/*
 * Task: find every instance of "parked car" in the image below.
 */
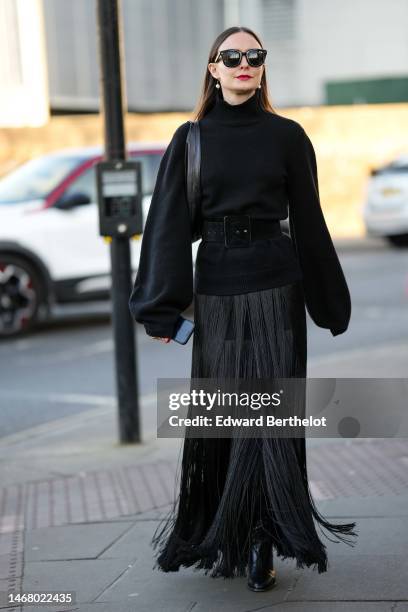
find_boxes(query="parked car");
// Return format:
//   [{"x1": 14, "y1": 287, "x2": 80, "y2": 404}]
[
  {"x1": 0, "y1": 142, "x2": 292, "y2": 338},
  {"x1": 362, "y1": 154, "x2": 408, "y2": 247},
  {"x1": 0, "y1": 143, "x2": 200, "y2": 337}
]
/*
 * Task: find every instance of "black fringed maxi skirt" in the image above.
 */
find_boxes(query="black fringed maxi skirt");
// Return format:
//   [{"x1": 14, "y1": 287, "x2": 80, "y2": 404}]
[{"x1": 152, "y1": 280, "x2": 358, "y2": 578}]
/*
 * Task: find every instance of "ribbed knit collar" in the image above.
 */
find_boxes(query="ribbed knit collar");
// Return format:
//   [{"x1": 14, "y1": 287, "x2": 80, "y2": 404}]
[{"x1": 206, "y1": 88, "x2": 264, "y2": 124}]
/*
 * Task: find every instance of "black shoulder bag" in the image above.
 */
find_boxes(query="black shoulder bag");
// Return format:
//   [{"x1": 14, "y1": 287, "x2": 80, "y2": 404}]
[{"x1": 185, "y1": 120, "x2": 202, "y2": 242}]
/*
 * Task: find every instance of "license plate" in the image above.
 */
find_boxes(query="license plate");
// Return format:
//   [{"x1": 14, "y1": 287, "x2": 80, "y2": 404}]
[{"x1": 380, "y1": 187, "x2": 403, "y2": 197}]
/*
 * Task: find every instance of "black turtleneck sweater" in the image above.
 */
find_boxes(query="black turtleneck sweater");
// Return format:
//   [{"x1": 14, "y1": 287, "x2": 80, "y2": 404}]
[{"x1": 129, "y1": 88, "x2": 351, "y2": 338}]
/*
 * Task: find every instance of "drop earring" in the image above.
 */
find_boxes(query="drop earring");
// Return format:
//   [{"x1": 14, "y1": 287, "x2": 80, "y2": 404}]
[{"x1": 215, "y1": 80, "x2": 220, "y2": 89}]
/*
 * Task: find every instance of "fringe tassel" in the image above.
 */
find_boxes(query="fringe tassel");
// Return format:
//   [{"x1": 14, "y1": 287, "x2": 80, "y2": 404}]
[{"x1": 151, "y1": 282, "x2": 358, "y2": 578}]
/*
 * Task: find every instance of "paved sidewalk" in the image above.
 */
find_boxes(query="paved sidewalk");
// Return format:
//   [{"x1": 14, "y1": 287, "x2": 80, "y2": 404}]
[{"x1": 1, "y1": 342, "x2": 408, "y2": 611}]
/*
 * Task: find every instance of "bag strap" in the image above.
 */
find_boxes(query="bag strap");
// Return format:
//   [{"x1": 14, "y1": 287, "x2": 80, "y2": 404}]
[{"x1": 185, "y1": 120, "x2": 202, "y2": 242}]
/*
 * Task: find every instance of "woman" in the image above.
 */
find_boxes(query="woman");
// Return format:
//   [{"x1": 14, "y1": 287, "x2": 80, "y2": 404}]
[{"x1": 129, "y1": 26, "x2": 358, "y2": 592}]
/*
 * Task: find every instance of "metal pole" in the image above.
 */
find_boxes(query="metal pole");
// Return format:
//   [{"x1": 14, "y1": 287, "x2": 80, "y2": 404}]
[{"x1": 96, "y1": 0, "x2": 140, "y2": 443}]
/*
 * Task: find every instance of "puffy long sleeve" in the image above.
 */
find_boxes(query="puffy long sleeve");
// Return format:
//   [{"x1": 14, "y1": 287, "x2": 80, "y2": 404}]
[
  {"x1": 286, "y1": 123, "x2": 351, "y2": 337},
  {"x1": 128, "y1": 121, "x2": 194, "y2": 338}
]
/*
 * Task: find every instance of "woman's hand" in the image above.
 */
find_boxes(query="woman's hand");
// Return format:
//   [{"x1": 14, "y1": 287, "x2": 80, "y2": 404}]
[{"x1": 152, "y1": 336, "x2": 172, "y2": 343}]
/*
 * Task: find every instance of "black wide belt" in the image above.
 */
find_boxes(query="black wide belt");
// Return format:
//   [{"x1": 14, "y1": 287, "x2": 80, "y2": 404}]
[{"x1": 201, "y1": 215, "x2": 283, "y2": 248}]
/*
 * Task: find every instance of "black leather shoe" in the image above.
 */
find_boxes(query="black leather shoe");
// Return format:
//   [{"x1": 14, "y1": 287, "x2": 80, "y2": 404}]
[{"x1": 247, "y1": 522, "x2": 277, "y2": 592}]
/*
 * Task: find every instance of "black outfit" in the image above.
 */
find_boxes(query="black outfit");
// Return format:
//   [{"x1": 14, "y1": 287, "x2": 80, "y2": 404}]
[
  {"x1": 129, "y1": 87, "x2": 351, "y2": 338},
  {"x1": 129, "y1": 88, "x2": 357, "y2": 578}
]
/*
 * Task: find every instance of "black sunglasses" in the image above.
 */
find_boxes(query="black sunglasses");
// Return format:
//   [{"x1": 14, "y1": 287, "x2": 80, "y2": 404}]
[{"x1": 214, "y1": 48, "x2": 267, "y2": 68}]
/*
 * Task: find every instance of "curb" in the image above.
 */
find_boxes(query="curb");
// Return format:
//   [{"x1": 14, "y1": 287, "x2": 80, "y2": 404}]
[{"x1": 0, "y1": 392, "x2": 156, "y2": 449}]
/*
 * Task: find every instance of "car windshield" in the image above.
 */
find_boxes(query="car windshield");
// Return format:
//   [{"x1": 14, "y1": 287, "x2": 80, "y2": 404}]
[{"x1": 0, "y1": 155, "x2": 84, "y2": 204}]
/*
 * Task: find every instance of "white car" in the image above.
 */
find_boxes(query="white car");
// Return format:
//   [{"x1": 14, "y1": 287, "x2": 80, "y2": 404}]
[
  {"x1": 362, "y1": 154, "x2": 408, "y2": 246},
  {"x1": 0, "y1": 144, "x2": 200, "y2": 337}
]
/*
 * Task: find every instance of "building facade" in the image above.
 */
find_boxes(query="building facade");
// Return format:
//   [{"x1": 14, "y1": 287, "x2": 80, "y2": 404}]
[{"x1": 1, "y1": 0, "x2": 407, "y2": 126}]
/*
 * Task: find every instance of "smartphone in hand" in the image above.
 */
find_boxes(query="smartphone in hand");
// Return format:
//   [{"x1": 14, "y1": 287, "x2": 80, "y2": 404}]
[{"x1": 172, "y1": 316, "x2": 195, "y2": 345}]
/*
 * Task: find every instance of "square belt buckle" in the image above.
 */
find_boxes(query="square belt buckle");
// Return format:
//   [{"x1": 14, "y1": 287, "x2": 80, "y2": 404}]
[{"x1": 224, "y1": 215, "x2": 252, "y2": 248}]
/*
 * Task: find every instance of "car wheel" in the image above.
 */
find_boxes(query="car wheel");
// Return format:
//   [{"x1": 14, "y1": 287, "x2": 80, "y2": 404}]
[
  {"x1": 386, "y1": 234, "x2": 408, "y2": 248},
  {"x1": 0, "y1": 255, "x2": 44, "y2": 337}
]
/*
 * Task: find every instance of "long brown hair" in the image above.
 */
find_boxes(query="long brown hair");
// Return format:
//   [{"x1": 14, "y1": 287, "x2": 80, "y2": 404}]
[{"x1": 192, "y1": 26, "x2": 277, "y2": 121}]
